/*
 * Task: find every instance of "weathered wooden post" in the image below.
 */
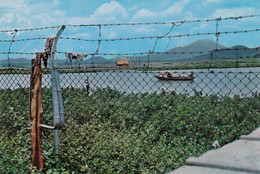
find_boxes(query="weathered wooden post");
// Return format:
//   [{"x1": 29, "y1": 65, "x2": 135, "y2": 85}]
[
  {"x1": 30, "y1": 53, "x2": 43, "y2": 169},
  {"x1": 29, "y1": 25, "x2": 66, "y2": 170}
]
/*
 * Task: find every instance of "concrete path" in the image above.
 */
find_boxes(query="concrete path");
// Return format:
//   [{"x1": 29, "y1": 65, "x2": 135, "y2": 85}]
[{"x1": 169, "y1": 127, "x2": 260, "y2": 174}]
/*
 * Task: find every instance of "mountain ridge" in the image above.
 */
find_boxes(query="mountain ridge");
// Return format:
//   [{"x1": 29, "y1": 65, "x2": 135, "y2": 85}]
[
  {"x1": 166, "y1": 39, "x2": 226, "y2": 53},
  {"x1": 0, "y1": 39, "x2": 258, "y2": 66}
]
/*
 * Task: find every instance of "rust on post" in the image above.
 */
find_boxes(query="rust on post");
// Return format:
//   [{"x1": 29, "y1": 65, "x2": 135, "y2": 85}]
[{"x1": 30, "y1": 53, "x2": 43, "y2": 169}]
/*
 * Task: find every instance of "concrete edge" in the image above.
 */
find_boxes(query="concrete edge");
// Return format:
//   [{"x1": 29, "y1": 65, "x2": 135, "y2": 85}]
[
  {"x1": 240, "y1": 135, "x2": 260, "y2": 141},
  {"x1": 185, "y1": 157, "x2": 260, "y2": 173}
]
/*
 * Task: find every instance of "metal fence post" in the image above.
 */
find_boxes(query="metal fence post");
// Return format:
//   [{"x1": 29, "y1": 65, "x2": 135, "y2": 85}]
[{"x1": 50, "y1": 25, "x2": 66, "y2": 154}]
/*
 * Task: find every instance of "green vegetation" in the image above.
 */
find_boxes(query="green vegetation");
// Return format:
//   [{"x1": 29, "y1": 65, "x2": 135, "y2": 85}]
[
  {"x1": 59, "y1": 68, "x2": 102, "y2": 74},
  {"x1": 0, "y1": 88, "x2": 259, "y2": 173},
  {"x1": 0, "y1": 67, "x2": 31, "y2": 74},
  {"x1": 135, "y1": 58, "x2": 260, "y2": 71},
  {"x1": 0, "y1": 67, "x2": 102, "y2": 75},
  {"x1": 1, "y1": 58, "x2": 260, "y2": 74}
]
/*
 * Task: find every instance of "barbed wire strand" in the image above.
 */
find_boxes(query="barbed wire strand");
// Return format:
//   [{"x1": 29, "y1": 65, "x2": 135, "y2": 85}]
[
  {"x1": 165, "y1": 37, "x2": 171, "y2": 51},
  {"x1": 1, "y1": 14, "x2": 259, "y2": 33},
  {"x1": 210, "y1": 17, "x2": 221, "y2": 68},
  {"x1": 91, "y1": 25, "x2": 102, "y2": 69},
  {"x1": 0, "y1": 37, "x2": 47, "y2": 43},
  {"x1": 149, "y1": 23, "x2": 176, "y2": 67},
  {"x1": 1, "y1": 46, "x2": 259, "y2": 56},
  {"x1": 56, "y1": 46, "x2": 260, "y2": 56},
  {"x1": 7, "y1": 29, "x2": 18, "y2": 67},
  {"x1": 0, "y1": 26, "x2": 61, "y2": 33},
  {"x1": 151, "y1": 23, "x2": 175, "y2": 53},
  {"x1": 0, "y1": 15, "x2": 259, "y2": 65},
  {"x1": 58, "y1": 28, "x2": 259, "y2": 43},
  {"x1": 65, "y1": 14, "x2": 260, "y2": 27},
  {"x1": 1, "y1": 28, "x2": 259, "y2": 43}
]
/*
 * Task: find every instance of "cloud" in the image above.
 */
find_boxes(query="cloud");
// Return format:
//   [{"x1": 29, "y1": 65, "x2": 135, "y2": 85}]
[
  {"x1": 70, "y1": 33, "x2": 91, "y2": 38},
  {"x1": 211, "y1": 7, "x2": 256, "y2": 18},
  {"x1": 0, "y1": 13, "x2": 15, "y2": 24},
  {"x1": 0, "y1": 0, "x2": 28, "y2": 9},
  {"x1": 133, "y1": 0, "x2": 190, "y2": 20},
  {"x1": 106, "y1": 31, "x2": 118, "y2": 39},
  {"x1": 0, "y1": 0, "x2": 65, "y2": 28},
  {"x1": 0, "y1": 0, "x2": 31, "y2": 25},
  {"x1": 68, "y1": 1, "x2": 128, "y2": 24},
  {"x1": 95, "y1": 1, "x2": 127, "y2": 18},
  {"x1": 135, "y1": 27, "x2": 155, "y2": 33},
  {"x1": 129, "y1": 6, "x2": 138, "y2": 11},
  {"x1": 206, "y1": 0, "x2": 224, "y2": 3},
  {"x1": 190, "y1": 23, "x2": 209, "y2": 33},
  {"x1": 164, "y1": 0, "x2": 191, "y2": 14}
]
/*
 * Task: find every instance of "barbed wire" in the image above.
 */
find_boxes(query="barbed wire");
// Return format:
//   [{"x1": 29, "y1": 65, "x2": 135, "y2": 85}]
[
  {"x1": 0, "y1": 52, "x2": 36, "y2": 55},
  {"x1": 1, "y1": 46, "x2": 259, "y2": 56},
  {"x1": 0, "y1": 14, "x2": 259, "y2": 63},
  {"x1": 152, "y1": 23, "x2": 175, "y2": 53},
  {"x1": 210, "y1": 18, "x2": 221, "y2": 68},
  {"x1": 0, "y1": 14, "x2": 259, "y2": 33},
  {"x1": 0, "y1": 28, "x2": 259, "y2": 44},
  {"x1": 59, "y1": 28, "x2": 259, "y2": 42},
  {"x1": 91, "y1": 25, "x2": 102, "y2": 67},
  {"x1": 65, "y1": 14, "x2": 260, "y2": 27},
  {"x1": 0, "y1": 37, "x2": 48, "y2": 43},
  {"x1": 56, "y1": 46, "x2": 260, "y2": 56},
  {"x1": 7, "y1": 29, "x2": 18, "y2": 66},
  {"x1": 0, "y1": 26, "x2": 60, "y2": 33}
]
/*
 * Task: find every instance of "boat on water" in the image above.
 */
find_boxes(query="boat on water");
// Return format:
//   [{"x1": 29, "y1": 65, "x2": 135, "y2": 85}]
[{"x1": 155, "y1": 71, "x2": 195, "y2": 81}]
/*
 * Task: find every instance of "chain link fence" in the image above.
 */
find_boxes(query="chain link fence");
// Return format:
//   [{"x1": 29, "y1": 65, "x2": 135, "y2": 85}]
[
  {"x1": 0, "y1": 66, "x2": 259, "y2": 173},
  {"x1": 0, "y1": 14, "x2": 260, "y2": 173}
]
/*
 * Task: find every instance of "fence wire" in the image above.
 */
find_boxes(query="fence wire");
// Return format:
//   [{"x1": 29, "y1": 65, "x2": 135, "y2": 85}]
[
  {"x1": 0, "y1": 15, "x2": 260, "y2": 173},
  {"x1": 0, "y1": 67, "x2": 259, "y2": 173}
]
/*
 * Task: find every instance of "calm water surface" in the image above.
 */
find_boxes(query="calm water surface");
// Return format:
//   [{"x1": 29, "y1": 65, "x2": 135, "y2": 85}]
[{"x1": 1, "y1": 67, "x2": 259, "y2": 97}]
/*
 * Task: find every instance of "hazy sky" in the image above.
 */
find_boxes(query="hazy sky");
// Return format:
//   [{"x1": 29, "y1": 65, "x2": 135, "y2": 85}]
[{"x1": 0, "y1": 0, "x2": 259, "y2": 59}]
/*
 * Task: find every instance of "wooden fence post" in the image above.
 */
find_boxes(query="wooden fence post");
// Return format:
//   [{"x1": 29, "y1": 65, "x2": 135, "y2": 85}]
[{"x1": 30, "y1": 55, "x2": 43, "y2": 169}]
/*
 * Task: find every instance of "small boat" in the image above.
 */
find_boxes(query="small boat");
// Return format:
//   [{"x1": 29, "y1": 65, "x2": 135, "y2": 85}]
[{"x1": 155, "y1": 71, "x2": 195, "y2": 81}]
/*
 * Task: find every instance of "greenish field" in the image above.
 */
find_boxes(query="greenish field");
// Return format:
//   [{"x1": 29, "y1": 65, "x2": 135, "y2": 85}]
[
  {"x1": 135, "y1": 58, "x2": 260, "y2": 71},
  {"x1": 0, "y1": 58, "x2": 259, "y2": 74},
  {"x1": 0, "y1": 88, "x2": 259, "y2": 173}
]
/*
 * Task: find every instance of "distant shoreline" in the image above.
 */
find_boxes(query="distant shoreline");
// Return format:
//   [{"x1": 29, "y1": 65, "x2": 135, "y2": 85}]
[{"x1": 1, "y1": 58, "x2": 259, "y2": 74}]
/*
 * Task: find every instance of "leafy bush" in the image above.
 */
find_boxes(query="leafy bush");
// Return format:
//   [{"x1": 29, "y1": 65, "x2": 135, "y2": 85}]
[{"x1": 0, "y1": 88, "x2": 259, "y2": 173}]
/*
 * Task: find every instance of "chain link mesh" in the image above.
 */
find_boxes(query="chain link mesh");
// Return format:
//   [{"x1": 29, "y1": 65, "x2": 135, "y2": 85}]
[
  {"x1": 0, "y1": 14, "x2": 260, "y2": 173},
  {"x1": 0, "y1": 66, "x2": 259, "y2": 173}
]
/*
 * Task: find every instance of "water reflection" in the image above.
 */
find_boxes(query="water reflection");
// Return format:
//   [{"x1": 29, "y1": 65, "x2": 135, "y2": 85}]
[{"x1": 0, "y1": 67, "x2": 259, "y2": 97}]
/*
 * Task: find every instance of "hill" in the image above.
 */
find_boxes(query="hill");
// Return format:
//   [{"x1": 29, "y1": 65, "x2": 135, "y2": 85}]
[
  {"x1": 81, "y1": 56, "x2": 115, "y2": 64},
  {"x1": 0, "y1": 58, "x2": 31, "y2": 66},
  {"x1": 129, "y1": 39, "x2": 257, "y2": 63},
  {"x1": 0, "y1": 56, "x2": 113, "y2": 67},
  {"x1": 182, "y1": 45, "x2": 257, "y2": 62},
  {"x1": 167, "y1": 39, "x2": 226, "y2": 54},
  {"x1": 129, "y1": 39, "x2": 227, "y2": 62},
  {"x1": 0, "y1": 39, "x2": 258, "y2": 66}
]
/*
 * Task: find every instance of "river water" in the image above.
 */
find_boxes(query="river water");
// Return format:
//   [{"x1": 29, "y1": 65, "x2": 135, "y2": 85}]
[{"x1": 1, "y1": 67, "x2": 259, "y2": 97}]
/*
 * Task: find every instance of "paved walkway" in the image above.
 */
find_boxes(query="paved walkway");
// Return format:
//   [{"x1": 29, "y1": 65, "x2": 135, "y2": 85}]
[{"x1": 169, "y1": 127, "x2": 260, "y2": 174}]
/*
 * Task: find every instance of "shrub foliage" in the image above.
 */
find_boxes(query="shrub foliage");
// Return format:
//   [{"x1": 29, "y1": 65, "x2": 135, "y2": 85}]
[{"x1": 0, "y1": 88, "x2": 259, "y2": 173}]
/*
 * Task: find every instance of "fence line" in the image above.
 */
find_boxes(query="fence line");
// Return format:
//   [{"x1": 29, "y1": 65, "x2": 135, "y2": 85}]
[
  {"x1": 58, "y1": 28, "x2": 260, "y2": 42},
  {"x1": 1, "y1": 14, "x2": 259, "y2": 33},
  {"x1": 1, "y1": 46, "x2": 259, "y2": 57},
  {"x1": 0, "y1": 15, "x2": 260, "y2": 173},
  {"x1": 38, "y1": 14, "x2": 260, "y2": 27},
  {"x1": 0, "y1": 14, "x2": 259, "y2": 63}
]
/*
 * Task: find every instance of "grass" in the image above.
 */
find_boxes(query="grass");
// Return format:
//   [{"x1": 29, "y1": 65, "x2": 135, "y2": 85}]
[
  {"x1": 134, "y1": 58, "x2": 260, "y2": 71},
  {"x1": 0, "y1": 88, "x2": 259, "y2": 173},
  {"x1": 1, "y1": 58, "x2": 259, "y2": 74}
]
